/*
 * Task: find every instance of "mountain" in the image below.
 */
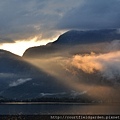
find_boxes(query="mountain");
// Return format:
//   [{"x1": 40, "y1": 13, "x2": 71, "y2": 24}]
[
  {"x1": 53, "y1": 29, "x2": 120, "y2": 45},
  {"x1": 0, "y1": 49, "x2": 78, "y2": 100},
  {"x1": 23, "y1": 29, "x2": 120, "y2": 58}
]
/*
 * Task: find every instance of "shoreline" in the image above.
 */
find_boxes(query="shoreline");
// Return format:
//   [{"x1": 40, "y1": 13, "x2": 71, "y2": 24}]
[{"x1": 0, "y1": 102, "x2": 119, "y2": 105}]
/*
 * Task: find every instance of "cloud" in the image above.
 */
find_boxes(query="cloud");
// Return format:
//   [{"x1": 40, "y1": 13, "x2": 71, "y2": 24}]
[
  {"x1": 9, "y1": 78, "x2": 32, "y2": 87},
  {"x1": 72, "y1": 51, "x2": 120, "y2": 82},
  {"x1": 0, "y1": 0, "x2": 82, "y2": 43},
  {"x1": 0, "y1": 37, "x2": 14, "y2": 43},
  {"x1": 57, "y1": 0, "x2": 120, "y2": 30},
  {"x1": 1, "y1": 0, "x2": 120, "y2": 44},
  {"x1": 69, "y1": 39, "x2": 120, "y2": 83}
]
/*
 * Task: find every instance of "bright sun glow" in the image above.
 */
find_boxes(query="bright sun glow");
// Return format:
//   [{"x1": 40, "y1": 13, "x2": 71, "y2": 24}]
[{"x1": 0, "y1": 37, "x2": 55, "y2": 56}]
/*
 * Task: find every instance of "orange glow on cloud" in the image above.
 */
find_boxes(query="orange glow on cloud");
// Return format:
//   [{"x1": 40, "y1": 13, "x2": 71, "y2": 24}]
[
  {"x1": 72, "y1": 51, "x2": 120, "y2": 79},
  {"x1": 72, "y1": 52, "x2": 102, "y2": 73}
]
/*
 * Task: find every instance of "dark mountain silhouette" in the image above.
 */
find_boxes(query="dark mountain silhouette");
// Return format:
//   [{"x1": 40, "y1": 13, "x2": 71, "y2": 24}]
[
  {"x1": 23, "y1": 29, "x2": 120, "y2": 58},
  {"x1": 0, "y1": 49, "x2": 39, "y2": 74},
  {"x1": 0, "y1": 49, "x2": 77, "y2": 100},
  {"x1": 53, "y1": 29, "x2": 120, "y2": 45}
]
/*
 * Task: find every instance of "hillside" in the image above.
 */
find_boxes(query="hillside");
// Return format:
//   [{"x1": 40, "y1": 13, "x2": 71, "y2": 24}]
[{"x1": 0, "y1": 49, "x2": 75, "y2": 100}]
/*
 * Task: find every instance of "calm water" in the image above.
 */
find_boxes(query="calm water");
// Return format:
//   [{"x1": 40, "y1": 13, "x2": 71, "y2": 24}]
[{"x1": 0, "y1": 103, "x2": 120, "y2": 115}]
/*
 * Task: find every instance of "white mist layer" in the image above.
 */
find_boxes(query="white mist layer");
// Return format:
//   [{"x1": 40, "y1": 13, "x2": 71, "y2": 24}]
[{"x1": 9, "y1": 78, "x2": 32, "y2": 87}]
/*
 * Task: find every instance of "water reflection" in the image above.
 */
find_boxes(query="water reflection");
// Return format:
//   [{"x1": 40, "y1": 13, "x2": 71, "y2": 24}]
[{"x1": 0, "y1": 103, "x2": 120, "y2": 115}]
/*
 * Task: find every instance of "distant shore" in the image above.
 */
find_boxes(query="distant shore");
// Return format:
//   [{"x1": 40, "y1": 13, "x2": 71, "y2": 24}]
[{"x1": 0, "y1": 101, "x2": 119, "y2": 105}]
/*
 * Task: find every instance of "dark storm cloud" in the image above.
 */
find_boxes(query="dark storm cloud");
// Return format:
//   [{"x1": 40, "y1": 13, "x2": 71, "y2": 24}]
[
  {"x1": 57, "y1": 0, "x2": 120, "y2": 30},
  {"x1": 0, "y1": 0, "x2": 82, "y2": 43},
  {"x1": 0, "y1": 0, "x2": 52, "y2": 41},
  {"x1": 0, "y1": 37, "x2": 14, "y2": 43}
]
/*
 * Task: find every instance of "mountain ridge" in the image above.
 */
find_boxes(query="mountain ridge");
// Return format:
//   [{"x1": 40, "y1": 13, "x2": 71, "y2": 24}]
[{"x1": 23, "y1": 29, "x2": 120, "y2": 58}]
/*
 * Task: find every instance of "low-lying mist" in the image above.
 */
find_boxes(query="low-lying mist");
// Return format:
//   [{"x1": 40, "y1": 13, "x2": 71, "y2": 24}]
[{"x1": 72, "y1": 51, "x2": 120, "y2": 80}]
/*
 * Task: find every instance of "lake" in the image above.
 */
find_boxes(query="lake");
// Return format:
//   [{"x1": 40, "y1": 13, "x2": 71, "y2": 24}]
[{"x1": 0, "y1": 102, "x2": 120, "y2": 115}]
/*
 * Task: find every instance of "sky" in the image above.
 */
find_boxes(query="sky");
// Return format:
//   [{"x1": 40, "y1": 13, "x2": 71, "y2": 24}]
[{"x1": 0, "y1": 0, "x2": 120, "y2": 56}]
